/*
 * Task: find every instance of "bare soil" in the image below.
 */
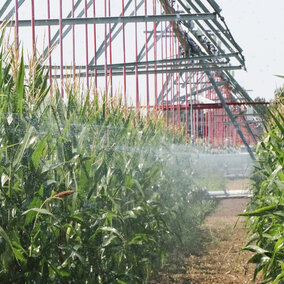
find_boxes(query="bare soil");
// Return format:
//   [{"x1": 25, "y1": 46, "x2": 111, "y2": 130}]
[
  {"x1": 225, "y1": 178, "x2": 250, "y2": 191},
  {"x1": 153, "y1": 179, "x2": 259, "y2": 283}
]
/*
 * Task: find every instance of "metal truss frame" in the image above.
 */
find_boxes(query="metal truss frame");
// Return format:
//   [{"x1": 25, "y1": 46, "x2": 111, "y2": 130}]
[{"x1": 0, "y1": 0, "x2": 264, "y2": 155}]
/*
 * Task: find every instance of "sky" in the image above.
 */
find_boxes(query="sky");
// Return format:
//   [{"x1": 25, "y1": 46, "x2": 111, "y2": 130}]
[{"x1": 216, "y1": 0, "x2": 284, "y2": 100}]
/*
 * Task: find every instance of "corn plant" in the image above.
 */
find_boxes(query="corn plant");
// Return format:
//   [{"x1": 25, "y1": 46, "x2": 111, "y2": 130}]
[
  {"x1": 0, "y1": 30, "x2": 215, "y2": 283},
  {"x1": 240, "y1": 94, "x2": 284, "y2": 283}
]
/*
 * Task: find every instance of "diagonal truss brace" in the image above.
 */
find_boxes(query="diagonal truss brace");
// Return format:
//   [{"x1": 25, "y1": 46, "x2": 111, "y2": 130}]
[{"x1": 205, "y1": 70, "x2": 255, "y2": 160}]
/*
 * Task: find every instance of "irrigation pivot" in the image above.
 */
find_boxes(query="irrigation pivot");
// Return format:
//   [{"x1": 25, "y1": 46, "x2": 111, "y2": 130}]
[{"x1": 0, "y1": 0, "x2": 267, "y2": 152}]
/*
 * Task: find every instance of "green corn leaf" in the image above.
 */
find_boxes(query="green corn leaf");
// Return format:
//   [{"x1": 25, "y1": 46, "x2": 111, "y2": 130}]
[
  {"x1": 0, "y1": 51, "x2": 2, "y2": 87},
  {"x1": 3, "y1": 58, "x2": 12, "y2": 93},
  {"x1": 161, "y1": 251, "x2": 165, "y2": 267},
  {"x1": 90, "y1": 226, "x2": 124, "y2": 242},
  {"x1": 0, "y1": 29, "x2": 5, "y2": 48},
  {"x1": 49, "y1": 263, "x2": 71, "y2": 277},
  {"x1": 0, "y1": 226, "x2": 26, "y2": 262},
  {"x1": 34, "y1": 84, "x2": 50, "y2": 111},
  {"x1": 253, "y1": 262, "x2": 267, "y2": 281},
  {"x1": 32, "y1": 134, "x2": 49, "y2": 169},
  {"x1": 124, "y1": 210, "x2": 137, "y2": 219},
  {"x1": 247, "y1": 254, "x2": 269, "y2": 264},
  {"x1": 12, "y1": 248, "x2": 26, "y2": 263},
  {"x1": 239, "y1": 204, "x2": 281, "y2": 216},
  {"x1": 0, "y1": 225, "x2": 13, "y2": 250},
  {"x1": 15, "y1": 52, "x2": 25, "y2": 117},
  {"x1": 268, "y1": 237, "x2": 284, "y2": 273},
  {"x1": 12, "y1": 240, "x2": 26, "y2": 252},
  {"x1": 58, "y1": 245, "x2": 86, "y2": 264},
  {"x1": 274, "y1": 237, "x2": 284, "y2": 253},
  {"x1": 243, "y1": 245, "x2": 269, "y2": 254},
  {"x1": 80, "y1": 89, "x2": 90, "y2": 118},
  {"x1": 276, "y1": 108, "x2": 284, "y2": 123},
  {"x1": 24, "y1": 197, "x2": 42, "y2": 225},
  {"x1": 267, "y1": 108, "x2": 284, "y2": 135},
  {"x1": 0, "y1": 142, "x2": 19, "y2": 153},
  {"x1": 22, "y1": 208, "x2": 55, "y2": 218},
  {"x1": 102, "y1": 234, "x2": 117, "y2": 247},
  {"x1": 12, "y1": 126, "x2": 33, "y2": 169},
  {"x1": 100, "y1": 226, "x2": 124, "y2": 239},
  {"x1": 273, "y1": 211, "x2": 284, "y2": 218},
  {"x1": 0, "y1": 100, "x2": 6, "y2": 120},
  {"x1": 129, "y1": 234, "x2": 148, "y2": 245},
  {"x1": 245, "y1": 233, "x2": 259, "y2": 246},
  {"x1": 273, "y1": 262, "x2": 284, "y2": 283},
  {"x1": 41, "y1": 162, "x2": 65, "y2": 174}
]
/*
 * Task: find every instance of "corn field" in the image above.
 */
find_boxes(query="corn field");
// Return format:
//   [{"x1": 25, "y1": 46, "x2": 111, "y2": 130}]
[
  {"x1": 241, "y1": 90, "x2": 284, "y2": 283},
  {"x1": 0, "y1": 29, "x2": 216, "y2": 283}
]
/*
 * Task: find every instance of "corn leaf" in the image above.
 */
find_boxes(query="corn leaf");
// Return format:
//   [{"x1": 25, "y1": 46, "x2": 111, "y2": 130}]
[
  {"x1": 239, "y1": 204, "x2": 279, "y2": 216},
  {"x1": 267, "y1": 108, "x2": 284, "y2": 135},
  {"x1": 243, "y1": 245, "x2": 269, "y2": 254},
  {"x1": 32, "y1": 134, "x2": 49, "y2": 169},
  {"x1": 15, "y1": 53, "x2": 25, "y2": 117},
  {"x1": 12, "y1": 248, "x2": 26, "y2": 263},
  {"x1": 22, "y1": 208, "x2": 55, "y2": 218}
]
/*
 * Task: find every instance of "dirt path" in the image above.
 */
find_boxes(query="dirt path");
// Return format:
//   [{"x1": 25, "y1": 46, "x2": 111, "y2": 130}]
[
  {"x1": 183, "y1": 198, "x2": 255, "y2": 283},
  {"x1": 155, "y1": 179, "x2": 258, "y2": 283}
]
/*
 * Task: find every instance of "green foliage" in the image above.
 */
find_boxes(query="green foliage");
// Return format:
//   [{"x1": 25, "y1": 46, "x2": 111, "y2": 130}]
[
  {"x1": 242, "y1": 97, "x2": 284, "y2": 283},
  {"x1": 0, "y1": 36, "x2": 214, "y2": 282}
]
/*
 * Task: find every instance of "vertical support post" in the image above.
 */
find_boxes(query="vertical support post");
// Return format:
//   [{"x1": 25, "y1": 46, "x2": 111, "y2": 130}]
[
  {"x1": 72, "y1": 0, "x2": 76, "y2": 81},
  {"x1": 176, "y1": 3, "x2": 181, "y2": 128},
  {"x1": 108, "y1": 0, "x2": 113, "y2": 98},
  {"x1": 209, "y1": 86, "x2": 212, "y2": 144},
  {"x1": 165, "y1": 21, "x2": 169, "y2": 126},
  {"x1": 212, "y1": 108, "x2": 215, "y2": 146},
  {"x1": 84, "y1": 0, "x2": 89, "y2": 90},
  {"x1": 59, "y1": 0, "x2": 63, "y2": 96},
  {"x1": 144, "y1": 0, "x2": 149, "y2": 111},
  {"x1": 104, "y1": 0, "x2": 108, "y2": 99},
  {"x1": 160, "y1": 3, "x2": 164, "y2": 115},
  {"x1": 122, "y1": 0, "x2": 127, "y2": 106},
  {"x1": 92, "y1": 0, "x2": 97, "y2": 89},
  {"x1": 153, "y1": 0, "x2": 157, "y2": 108},
  {"x1": 176, "y1": 36, "x2": 181, "y2": 126},
  {"x1": 47, "y1": 0, "x2": 52, "y2": 89},
  {"x1": 233, "y1": 105, "x2": 237, "y2": 145},
  {"x1": 190, "y1": 73, "x2": 193, "y2": 140},
  {"x1": 170, "y1": 21, "x2": 174, "y2": 131},
  {"x1": 218, "y1": 109, "x2": 221, "y2": 146},
  {"x1": 194, "y1": 72, "x2": 199, "y2": 141},
  {"x1": 205, "y1": 111, "x2": 208, "y2": 142},
  {"x1": 31, "y1": 0, "x2": 35, "y2": 57},
  {"x1": 135, "y1": 0, "x2": 139, "y2": 108},
  {"x1": 14, "y1": 0, "x2": 19, "y2": 47},
  {"x1": 185, "y1": 71, "x2": 188, "y2": 136}
]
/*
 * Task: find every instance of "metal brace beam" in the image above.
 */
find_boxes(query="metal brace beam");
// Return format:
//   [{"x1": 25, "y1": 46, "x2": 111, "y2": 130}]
[
  {"x1": 0, "y1": 0, "x2": 12, "y2": 18},
  {"x1": 54, "y1": 65, "x2": 242, "y2": 78},
  {"x1": 205, "y1": 70, "x2": 255, "y2": 160},
  {"x1": 46, "y1": 55, "x2": 235, "y2": 71},
  {"x1": 3, "y1": 13, "x2": 217, "y2": 27}
]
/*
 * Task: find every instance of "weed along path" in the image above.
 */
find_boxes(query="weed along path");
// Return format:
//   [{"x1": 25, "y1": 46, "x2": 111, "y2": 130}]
[{"x1": 155, "y1": 179, "x2": 257, "y2": 283}]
